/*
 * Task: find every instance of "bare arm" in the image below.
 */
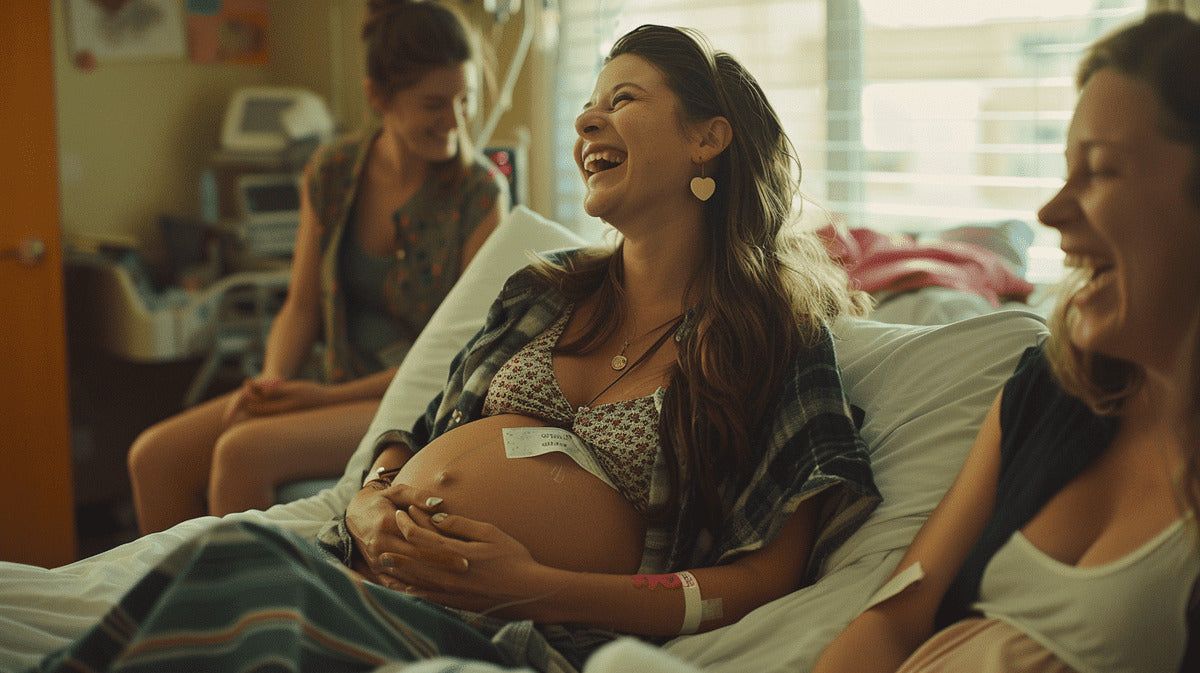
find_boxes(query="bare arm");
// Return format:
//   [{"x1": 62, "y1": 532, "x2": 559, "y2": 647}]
[
  {"x1": 259, "y1": 171, "x2": 324, "y2": 382},
  {"x1": 458, "y1": 189, "x2": 504, "y2": 273},
  {"x1": 813, "y1": 391, "x2": 1005, "y2": 673}
]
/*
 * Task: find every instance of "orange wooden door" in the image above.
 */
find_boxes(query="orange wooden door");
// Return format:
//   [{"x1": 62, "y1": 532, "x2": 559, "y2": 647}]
[{"x1": 0, "y1": 2, "x2": 76, "y2": 567}]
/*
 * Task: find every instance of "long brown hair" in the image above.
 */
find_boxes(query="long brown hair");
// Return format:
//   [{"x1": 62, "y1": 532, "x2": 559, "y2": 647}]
[
  {"x1": 362, "y1": 0, "x2": 487, "y2": 181},
  {"x1": 530, "y1": 25, "x2": 868, "y2": 539},
  {"x1": 1045, "y1": 11, "x2": 1200, "y2": 515}
]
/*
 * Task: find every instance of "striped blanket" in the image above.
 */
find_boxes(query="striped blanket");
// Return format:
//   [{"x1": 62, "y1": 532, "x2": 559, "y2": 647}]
[{"x1": 28, "y1": 521, "x2": 575, "y2": 673}]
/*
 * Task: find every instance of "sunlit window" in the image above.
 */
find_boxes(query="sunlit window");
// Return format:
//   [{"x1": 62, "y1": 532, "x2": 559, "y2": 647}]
[{"x1": 551, "y1": 0, "x2": 1145, "y2": 282}]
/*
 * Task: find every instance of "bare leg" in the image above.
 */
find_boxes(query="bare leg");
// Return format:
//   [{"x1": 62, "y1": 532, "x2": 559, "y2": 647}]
[
  {"x1": 206, "y1": 398, "x2": 380, "y2": 516},
  {"x1": 127, "y1": 392, "x2": 235, "y2": 535}
]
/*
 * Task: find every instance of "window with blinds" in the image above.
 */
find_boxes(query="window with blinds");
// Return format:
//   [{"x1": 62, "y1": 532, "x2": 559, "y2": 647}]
[{"x1": 550, "y1": 0, "x2": 1145, "y2": 281}]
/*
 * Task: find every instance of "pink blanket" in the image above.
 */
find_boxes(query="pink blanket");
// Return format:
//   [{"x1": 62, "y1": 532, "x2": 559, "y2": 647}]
[{"x1": 820, "y1": 225, "x2": 1034, "y2": 308}]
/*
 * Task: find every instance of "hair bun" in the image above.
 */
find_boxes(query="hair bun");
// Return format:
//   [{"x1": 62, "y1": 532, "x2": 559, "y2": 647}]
[{"x1": 366, "y1": 0, "x2": 414, "y2": 18}]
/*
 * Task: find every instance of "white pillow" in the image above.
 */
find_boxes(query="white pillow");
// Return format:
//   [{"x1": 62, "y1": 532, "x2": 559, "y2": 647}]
[
  {"x1": 662, "y1": 310, "x2": 1048, "y2": 673},
  {"x1": 826, "y1": 311, "x2": 1047, "y2": 569},
  {"x1": 329, "y1": 206, "x2": 592, "y2": 503}
]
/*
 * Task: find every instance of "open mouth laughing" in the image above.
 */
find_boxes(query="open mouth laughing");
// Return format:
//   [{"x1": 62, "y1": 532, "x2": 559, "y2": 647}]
[
  {"x1": 1064, "y1": 252, "x2": 1116, "y2": 298},
  {"x1": 582, "y1": 150, "x2": 627, "y2": 178}
]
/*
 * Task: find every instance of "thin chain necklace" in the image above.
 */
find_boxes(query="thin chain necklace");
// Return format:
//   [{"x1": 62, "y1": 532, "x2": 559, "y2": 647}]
[
  {"x1": 611, "y1": 313, "x2": 685, "y2": 371},
  {"x1": 582, "y1": 314, "x2": 686, "y2": 411}
]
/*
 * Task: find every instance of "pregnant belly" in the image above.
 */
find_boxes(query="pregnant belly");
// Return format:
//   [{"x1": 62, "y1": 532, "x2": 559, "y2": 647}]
[{"x1": 396, "y1": 414, "x2": 646, "y2": 574}]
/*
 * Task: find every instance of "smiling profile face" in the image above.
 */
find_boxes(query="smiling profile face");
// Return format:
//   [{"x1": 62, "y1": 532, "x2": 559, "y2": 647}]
[
  {"x1": 1039, "y1": 68, "x2": 1200, "y2": 374},
  {"x1": 573, "y1": 54, "x2": 704, "y2": 228},
  {"x1": 371, "y1": 63, "x2": 474, "y2": 166}
]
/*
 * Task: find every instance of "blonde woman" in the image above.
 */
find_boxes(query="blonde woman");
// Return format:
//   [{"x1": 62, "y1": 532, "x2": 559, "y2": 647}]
[{"x1": 816, "y1": 12, "x2": 1200, "y2": 673}]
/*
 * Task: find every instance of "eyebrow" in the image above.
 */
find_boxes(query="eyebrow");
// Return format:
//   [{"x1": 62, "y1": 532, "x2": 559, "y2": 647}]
[
  {"x1": 1065, "y1": 138, "x2": 1135, "y2": 158},
  {"x1": 582, "y1": 82, "x2": 648, "y2": 111},
  {"x1": 1080, "y1": 140, "x2": 1126, "y2": 150}
]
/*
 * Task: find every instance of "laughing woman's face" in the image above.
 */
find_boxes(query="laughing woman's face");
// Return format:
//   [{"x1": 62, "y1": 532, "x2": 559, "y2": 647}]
[
  {"x1": 1038, "y1": 68, "x2": 1200, "y2": 375},
  {"x1": 573, "y1": 54, "x2": 702, "y2": 229}
]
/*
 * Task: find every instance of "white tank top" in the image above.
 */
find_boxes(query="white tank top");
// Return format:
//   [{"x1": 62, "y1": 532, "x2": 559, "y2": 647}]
[{"x1": 972, "y1": 516, "x2": 1199, "y2": 673}]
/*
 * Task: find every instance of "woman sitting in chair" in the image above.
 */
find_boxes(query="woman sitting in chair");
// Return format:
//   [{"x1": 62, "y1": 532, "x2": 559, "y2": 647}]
[{"x1": 127, "y1": 0, "x2": 507, "y2": 534}]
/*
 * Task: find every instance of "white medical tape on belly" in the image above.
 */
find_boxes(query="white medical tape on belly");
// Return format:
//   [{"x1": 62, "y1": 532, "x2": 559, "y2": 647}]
[
  {"x1": 676, "y1": 570, "x2": 702, "y2": 634},
  {"x1": 501, "y1": 426, "x2": 618, "y2": 490}
]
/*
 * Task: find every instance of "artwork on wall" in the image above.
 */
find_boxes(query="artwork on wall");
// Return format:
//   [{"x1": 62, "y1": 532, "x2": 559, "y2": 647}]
[
  {"x1": 185, "y1": 0, "x2": 269, "y2": 65},
  {"x1": 64, "y1": 0, "x2": 187, "y2": 62}
]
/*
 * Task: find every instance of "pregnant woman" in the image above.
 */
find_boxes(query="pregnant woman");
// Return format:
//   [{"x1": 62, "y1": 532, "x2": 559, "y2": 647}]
[
  {"x1": 31, "y1": 24, "x2": 879, "y2": 673},
  {"x1": 321, "y1": 21, "x2": 879, "y2": 658}
]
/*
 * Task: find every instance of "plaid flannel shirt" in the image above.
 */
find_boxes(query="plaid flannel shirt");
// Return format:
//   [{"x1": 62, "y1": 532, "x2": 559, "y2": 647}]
[
  {"x1": 320, "y1": 249, "x2": 878, "y2": 572},
  {"x1": 317, "y1": 250, "x2": 879, "y2": 662}
]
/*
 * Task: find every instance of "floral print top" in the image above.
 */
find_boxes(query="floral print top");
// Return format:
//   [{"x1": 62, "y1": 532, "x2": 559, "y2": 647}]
[
  {"x1": 304, "y1": 128, "x2": 505, "y2": 382},
  {"x1": 482, "y1": 310, "x2": 663, "y2": 513}
]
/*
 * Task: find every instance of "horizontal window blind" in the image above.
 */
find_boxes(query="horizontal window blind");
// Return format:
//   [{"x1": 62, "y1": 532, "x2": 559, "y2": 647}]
[{"x1": 552, "y1": 0, "x2": 1145, "y2": 281}]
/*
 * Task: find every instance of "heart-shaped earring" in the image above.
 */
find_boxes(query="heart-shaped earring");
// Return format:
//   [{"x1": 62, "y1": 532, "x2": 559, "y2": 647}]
[{"x1": 690, "y1": 162, "x2": 715, "y2": 202}]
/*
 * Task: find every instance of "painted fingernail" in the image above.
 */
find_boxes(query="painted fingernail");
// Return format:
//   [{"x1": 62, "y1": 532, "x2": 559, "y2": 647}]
[
  {"x1": 381, "y1": 556, "x2": 394, "y2": 568},
  {"x1": 425, "y1": 496, "x2": 443, "y2": 508},
  {"x1": 461, "y1": 557, "x2": 470, "y2": 571},
  {"x1": 431, "y1": 512, "x2": 448, "y2": 524}
]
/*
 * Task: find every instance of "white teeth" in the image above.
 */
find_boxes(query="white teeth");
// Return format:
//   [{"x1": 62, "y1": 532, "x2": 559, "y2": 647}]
[
  {"x1": 583, "y1": 150, "x2": 626, "y2": 173},
  {"x1": 1063, "y1": 253, "x2": 1109, "y2": 271},
  {"x1": 1063, "y1": 253, "x2": 1115, "y2": 282}
]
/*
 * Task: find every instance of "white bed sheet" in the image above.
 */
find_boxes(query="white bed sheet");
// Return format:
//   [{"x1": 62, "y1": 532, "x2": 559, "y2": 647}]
[{"x1": 0, "y1": 207, "x2": 1049, "y2": 673}]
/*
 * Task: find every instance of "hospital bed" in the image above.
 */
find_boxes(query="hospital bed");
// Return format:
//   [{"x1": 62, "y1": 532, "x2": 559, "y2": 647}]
[{"x1": 0, "y1": 206, "x2": 1047, "y2": 673}]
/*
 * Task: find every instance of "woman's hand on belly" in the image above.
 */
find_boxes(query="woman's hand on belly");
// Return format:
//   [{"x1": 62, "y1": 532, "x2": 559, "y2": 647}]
[
  {"x1": 381, "y1": 508, "x2": 555, "y2": 620},
  {"x1": 345, "y1": 480, "x2": 470, "y2": 587}
]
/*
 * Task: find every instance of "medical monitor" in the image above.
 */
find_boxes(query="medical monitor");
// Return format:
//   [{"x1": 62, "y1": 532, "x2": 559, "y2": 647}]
[
  {"x1": 234, "y1": 173, "x2": 301, "y2": 257},
  {"x1": 220, "y1": 86, "x2": 333, "y2": 154}
]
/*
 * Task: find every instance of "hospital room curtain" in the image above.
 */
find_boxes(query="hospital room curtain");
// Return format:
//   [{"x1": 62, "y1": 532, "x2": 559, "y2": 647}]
[{"x1": 550, "y1": 0, "x2": 1145, "y2": 283}]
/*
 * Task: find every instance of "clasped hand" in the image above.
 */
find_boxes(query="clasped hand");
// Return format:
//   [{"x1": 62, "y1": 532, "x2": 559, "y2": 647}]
[
  {"x1": 222, "y1": 377, "x2": 331, "y2": 425},
  {"x1": 345, "y1": 480, "x2": 552, "y2": 619}
]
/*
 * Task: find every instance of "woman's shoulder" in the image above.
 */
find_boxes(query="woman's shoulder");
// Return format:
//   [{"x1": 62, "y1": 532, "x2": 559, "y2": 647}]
[
  {"x1": 461, "y1": 155, "x2": 507, "y2": 195},
  {"x1": 1000, "y1": 342, "x2": 1077, "y2": 422},
  {"x1": 315, "y1": 130, "x2": 373, "y2": 164},
  {"x1": 497, "y1": 248, "x2": 593, "y2": 294},
  {"x1": 997, "y1": 341, "x2": 1117, "y2": 468}
]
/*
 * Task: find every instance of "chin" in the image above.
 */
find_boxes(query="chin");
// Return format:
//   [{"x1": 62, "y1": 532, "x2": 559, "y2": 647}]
[
  {"x1": 425, "y1": 148, "x2": 457, "y2": 164},
  {"x1": 581, "y1": 192, "x2": 613, "y2": 220},
  {"x1": 419, "y1": 138, "x2": 458, "y2": 163}
]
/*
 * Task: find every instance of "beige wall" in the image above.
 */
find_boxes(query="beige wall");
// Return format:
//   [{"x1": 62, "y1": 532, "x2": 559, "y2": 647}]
[{"x1": 52, "y1": 0, "x2": 540, "y2": 258}]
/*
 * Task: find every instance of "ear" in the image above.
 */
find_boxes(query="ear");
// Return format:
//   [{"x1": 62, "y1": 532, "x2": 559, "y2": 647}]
[{"x1": 694, "y1": 115, "x2": 732, "y2": 163}]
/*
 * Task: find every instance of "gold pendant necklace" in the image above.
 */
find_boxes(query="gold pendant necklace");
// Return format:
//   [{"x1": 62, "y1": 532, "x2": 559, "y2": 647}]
[
  {"x1": 583, "y1": 313, "x2": 687, "y2": 411},
  {"x1": 609, "y1": 313, "x2": 685, "y2": 372},
  {"x1": 611, "y1": 342, "x2": 630, "y2": 371}
]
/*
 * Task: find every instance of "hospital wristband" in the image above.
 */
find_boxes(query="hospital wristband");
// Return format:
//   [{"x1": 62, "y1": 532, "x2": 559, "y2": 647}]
[{"x1": 676, "y1": 571, "x2": 702, "y2": 635}]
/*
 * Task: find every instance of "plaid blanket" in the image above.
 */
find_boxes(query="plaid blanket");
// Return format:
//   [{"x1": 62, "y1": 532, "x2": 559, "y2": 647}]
[{"x1": 29, "y1": 521, "x2": 571, "y2": 673}]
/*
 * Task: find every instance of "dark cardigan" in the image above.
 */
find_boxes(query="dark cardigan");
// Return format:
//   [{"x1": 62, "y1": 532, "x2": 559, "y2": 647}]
[{"x1": 936, "y1": 345, "x2": 1197, "y2": 672}]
